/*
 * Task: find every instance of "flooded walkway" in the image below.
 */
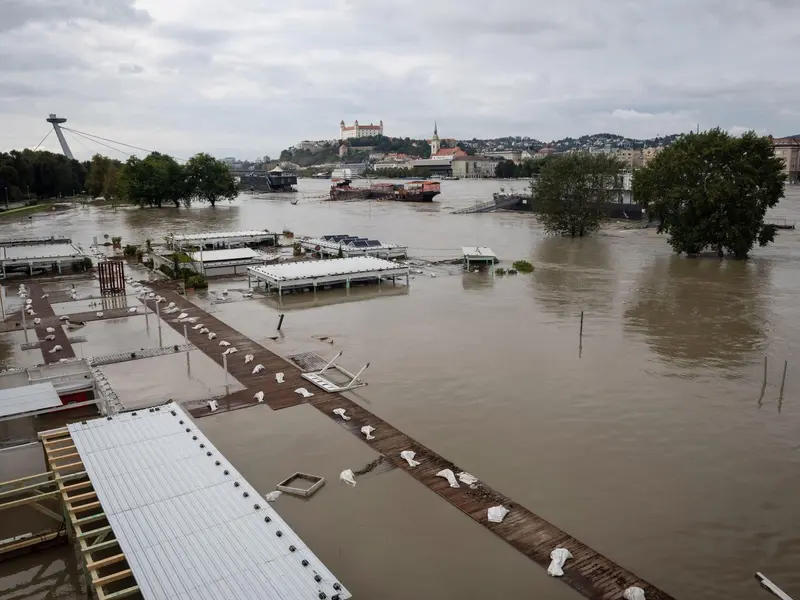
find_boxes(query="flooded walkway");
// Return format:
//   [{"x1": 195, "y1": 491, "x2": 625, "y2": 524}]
[
  {"x1": 27, "y1": 284, "x2": 76, "y2": 364},
  {"x1": 152, "y1": 288, "x2": 677, "y2": 600}
]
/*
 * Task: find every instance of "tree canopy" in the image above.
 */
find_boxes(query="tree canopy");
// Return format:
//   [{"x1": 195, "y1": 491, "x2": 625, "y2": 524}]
[
  {"x1": 632, "y1": 129, "x2": 785, "y2": 258},
  {"x1": 0, "y1": 149, "x2": 87, "y2": 201},
  {"x1": 534, "y1": 154, "x2": 623, "y2": 237},
  {"x1": 119, "y1": 152, "x2": 235, "y2": 208},
  {"x1": 86, "y1": 154, "x2": 122, "y2": 198}
]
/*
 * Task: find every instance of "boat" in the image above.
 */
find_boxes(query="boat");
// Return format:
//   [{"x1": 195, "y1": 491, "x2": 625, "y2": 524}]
[
  {"x1": 329, "y1": 180, "x2": 441, "y2": 202},
  {"x1": 238, "y1": 166, "x2": 298, "y2": 193}
]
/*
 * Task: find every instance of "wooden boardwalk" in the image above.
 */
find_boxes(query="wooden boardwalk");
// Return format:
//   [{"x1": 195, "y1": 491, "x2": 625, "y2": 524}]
[
  {"x1": 148, "y1": 288, "x2": 677, "y2": 600},
  {"x1": 26, "y1": 284, "x2": 76, "y2": 364}
]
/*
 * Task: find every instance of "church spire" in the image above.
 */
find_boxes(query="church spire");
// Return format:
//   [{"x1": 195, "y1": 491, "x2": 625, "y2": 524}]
[{"x1": 434, "y1": 121, "x2": 438, "y2": 136}]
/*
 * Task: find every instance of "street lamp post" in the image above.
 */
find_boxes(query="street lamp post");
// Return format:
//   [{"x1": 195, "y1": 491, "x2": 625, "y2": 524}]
[{"x1": 4, "y1": 187, "x2": 8, "y2": 210}]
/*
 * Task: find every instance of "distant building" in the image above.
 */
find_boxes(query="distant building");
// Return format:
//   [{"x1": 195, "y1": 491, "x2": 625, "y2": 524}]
[
  {"x1": 221, "y1": 157, "x2": 237, "y2": 165},
  {"x1": 642, "y1": 147, "x2": 663, "y2": 167},
  {"x1": 611, "y1": 148, "x2": 643, "y2": 168},
  {"x1": 429, "y1": 122, "x2": 441, "y2": 156},
  {"x1": 485, "y1": 150, "x2": 522, "y2": 164},
  {"x1": 339, "y1": 144, "x2": 348, "y2": 158},
  {"x1": 534, "y1": 147, "x2": 556, "y2": 160},
  {"x1": 451, "y1": 156, "x2": 500, "y2": 179},
  {"x1": 340, "y1": 120, "x2": 383, "y2": 140},
  {"x1": 772, "y1": 137, "x2": 800, "y2": 182},
  {"x1": 262, "y1": 154, "x2": 271, "y2": 163}
]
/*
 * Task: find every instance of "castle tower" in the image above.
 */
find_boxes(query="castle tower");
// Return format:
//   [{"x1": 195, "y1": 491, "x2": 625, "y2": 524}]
[
  {"x1": 430, "y1": 121, "x2": 440, "y2": 156},
  {"x1": 46, "y1": 114, "x2": 74, "y2": 159}
]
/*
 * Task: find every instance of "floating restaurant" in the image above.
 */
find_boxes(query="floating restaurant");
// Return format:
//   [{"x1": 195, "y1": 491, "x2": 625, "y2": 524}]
[
  {"x1": 0, "y1": 238, "x2": 87, "y2": 279},
  {"x1": 462, "y1": 246, "x2": 498, "y2": 270},
  {"x1": 248, "y1": 256, "x2": 410, "y2": 295},
  {"x1": 166, "y1": 230, "x2": 279, "y2": 251},
  {"x1": 300, "y1": 235, "x2": 408, "y2": 259},
  {"x1": 186, "y1": 247, "x2": 277, "y2": 276}
]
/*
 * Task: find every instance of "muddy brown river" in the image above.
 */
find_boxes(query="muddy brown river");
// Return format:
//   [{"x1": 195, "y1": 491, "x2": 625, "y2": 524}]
[{"x1": 1, "y1": 179, "x2": 799, "y2": 599}]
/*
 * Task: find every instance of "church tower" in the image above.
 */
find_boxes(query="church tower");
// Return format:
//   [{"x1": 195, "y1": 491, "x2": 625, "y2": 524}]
[{"x1": 430, "y1": 122, "x2": 440, "y2": 156}]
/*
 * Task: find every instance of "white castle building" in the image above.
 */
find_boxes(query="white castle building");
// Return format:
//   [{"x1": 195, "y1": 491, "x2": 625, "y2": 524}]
[{"x1": 340, "y1": 120, "x2": 384, "y2": 140}]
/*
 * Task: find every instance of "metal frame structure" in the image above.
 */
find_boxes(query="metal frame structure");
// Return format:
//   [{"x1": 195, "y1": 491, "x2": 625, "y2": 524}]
[
  {"x1": 301, "y1": 351, "x2": 370, "y2": 393},
  {"x1": 0, "y1": 242, "x2": 87, "y2": 279},
  {"x1": 166, "y1": 230, "x2": 278, "y2": 251},
  {"x1": 248, "y1": 256, "x2": 410, "y2": 296},
  {"x1": 300, "y1": 236, "x2": 408, "y2": 259},
  {"x1": 462, "y1": 246, "x2": 497, "y2": 270},
  {"x1": 98, "y1": 260, "x2": 125, "y2": 295}
]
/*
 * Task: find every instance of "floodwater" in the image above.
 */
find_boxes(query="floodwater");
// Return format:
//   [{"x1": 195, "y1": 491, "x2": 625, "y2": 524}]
[{"x1": 1, "y1": 179, "x2": 800, "y2": 600}]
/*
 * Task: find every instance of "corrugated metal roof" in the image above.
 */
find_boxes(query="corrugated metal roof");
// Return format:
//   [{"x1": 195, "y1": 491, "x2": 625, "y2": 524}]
[
  {"x1": 1, "y1": 242, "x2": 83, "y2": 261},
  {"x1": 188, "y1": 248, "x2": 262, "y2": 263},
  {"x1": 68, "y1": 403, "x2": 351, "y2": 600},
  {"x1": 250, "y1": 257, "x2": 405, "y2": 282},
  {"x1": 169, "y1": 231, "x2": 271, "y2": 242},
  {"x1": 0, "y1": 382, "x2": 62, "y2": 418},
  {"x1": 462, "y1": 246, "x2": 497, "y2": 258}
]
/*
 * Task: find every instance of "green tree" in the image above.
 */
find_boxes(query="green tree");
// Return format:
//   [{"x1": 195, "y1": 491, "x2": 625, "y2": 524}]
[
  {"x1": 185, "y1": 153, "x2": 237, "y2": 207},
  {"x1": 103, "y1": 162, "x2": 120, "y2": 201},
  {"x1": 534, "y1": 154, "x2": 622, "y2": 237},
  {"x1": 87, "y1": 154, "x2": 111, "y2": 197},
  {"x1": 495, "y1": 160, "x2": 516, "y2": 178},
  {"x1": 633, "y1": 129, "x2": 785, "y2": 258}
]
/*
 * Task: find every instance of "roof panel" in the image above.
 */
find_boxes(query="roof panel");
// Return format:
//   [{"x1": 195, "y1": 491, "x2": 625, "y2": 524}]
[
  {"x1": 169, "y1": 231, "x2": 272, "y2": 242},
  {"x1": 68, "y1": 404, "x2": 350, "y2": 600},
  {"x1": 188, "y1": 248, "x2": 262, "y2": 263},
  {"x1": 1, "y1": 242, "x2": 84, "y2": 261},
  {"x1": 462, "y1": 246, "x2": 497, "y2": 258},
  {"x1": 0, "y1": 382, "x2": 62, "y2": 418},
  {"x1": 250, "y1": 256, "x2": 407, "y2": 282}
]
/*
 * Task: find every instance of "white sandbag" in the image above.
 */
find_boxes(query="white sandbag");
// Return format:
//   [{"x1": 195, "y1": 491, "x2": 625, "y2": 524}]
[
  {"x1": 361, "y1": 425, "x2": 375, "y2": 440},
  {"x1": 177, "y1": 312, "x2": 188, "y2": 319},
  {"x1": 96, "y1": 311, "x2": 103, "y2": 318},
  {"x1": 487, "y1": 505, "x2": 509, "y2": 523},
  {"x1": 623, "y1": 587, "x2": 646, "y2": 600},
  {"x1": 128, "y1": 307, "x2": 137, "y2": 313},
  {"x1": 192, "y1": 323, "x2": 204, "y2": 330},
  {"x1": 167, "y1": 302, "x2": 176, "y2": 309},
  {"x1": 252, "y1": 364, "x2": 265, "y2": 374},
  {"x1": 253, "y1": 391, "x2": 265, "y2": 402},
  {"x1": 59, "y1": 315, "x2": 70, "y2": 321},
  {"x1": 208, "y1": 332, "x2": 217, "y2": 340},
  {"x1": 244, "y1": 354, "x2": 254, "y2": 363},
  {"x1": 199, "y1": 328, "x2": 209, "y2": 334},
  {"x1": 400, "y1": 450, "x2": 420, "y2": 467},
  {"x1": 547, "y1": 548, "x2": 573, "y2": 577},
  {"x1": 275, "y1": 372, "x2": 284, "y2": 383},
  {"x1": 436, "y1": 469, "x2": 459, "y2": 488},
  {"x1": 458, "y1": 472, "x2": 478, "y2": 485},
  {"x1": 25, "y1": 299, "x2": 32, "y2": 305},
  {"x1": 208, "y1": 400, "x2": 218, "y2": 412},
  {"x1": 295, "y1": 387, "x2": 314, "y2": 398},
  {"x1": 45, "y1": 335, "x2": 55, "y2": 341},
  {"x1": 339, "y1": 469, "x2": 357, "y2": 486},
  {"x1": 265, "y1": 490, "x2": 282, "y2": 502},
  {"x1": 49, "y1": 345, "x2": 63, "y2": 354},
  {"x1": 222, "y1": 347, "x2": 237, "y2": 356},
  {"x1": 219, "y1": 340, "x2": 230, "y2": 347},
  {"x1": 33, "y1": 318, "x2": 41, "y2": 325},
  {"x1": 46, "y1": 327, "x2": 55, "y2": 333},
  {"x1": 333, "y1": 408, "x2": 351, "y2": 420}
]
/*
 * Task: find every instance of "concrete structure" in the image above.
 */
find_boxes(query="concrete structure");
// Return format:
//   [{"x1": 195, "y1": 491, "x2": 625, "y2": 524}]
[
  {"x1": 411, "y1": 158, "x2": 453, "y2": 177},
  {"x1": 451, "y1": 156, "x2": 500, "y2": 179},
  {"x1": 46, "y1": 114, "x2": 73, "y2": 159},
  {"x1": 331, "y1": 163, "x2": 368, "y2": 179},
  {"x1": 642, "y1": 146, "x2": 663, "y2": 166},
  {"x1": 248, "y1": 256, "x2": 409, "y2": 295},
  {"x1": 340, "y1": 119, "x2": 383, "y2": 140},
  {"x1": 773, "y1": 137, "x2": 800, "y2": 182},
  {"x1": 485, "y1": 150, "x2": 522, "y2": 163},
  {"x1": 0, "y1": 240, "x2": 86, "y2": 278},
  {"x1": 301, "y1": 235, "x2": 408, "y2": 259},
  {"x1": 188, "y1": 248, "x2": 275, "y2": 276},
  {"x1": 166, "y1": 230, "x2": 278, "y2": 251},
  {"x1": 611, "y1": 148, "x2": 644, "y2": 168},
  {"x1": 58, "y1": 402, "x2": 351, "y2": 599}
]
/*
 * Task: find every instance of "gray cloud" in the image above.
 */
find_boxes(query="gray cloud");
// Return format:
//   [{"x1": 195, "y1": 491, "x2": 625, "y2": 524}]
[{"x1": 0, "y1": 0, "x2": 798, "y2": 159}]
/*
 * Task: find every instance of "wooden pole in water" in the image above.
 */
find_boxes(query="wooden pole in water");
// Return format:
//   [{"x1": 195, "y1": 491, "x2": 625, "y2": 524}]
[
  {"x1": 579, "y1": 311, "x2": 584, "y2": 339},
  {"x1": 155, "y1": 300, "x2": 162, "y2": 348},
  {"x1": 277, "y1": 314, "x2": 285, "y2": 331},
  {"x1": 779, "y1": 360, "x2": 788, "y2": 398},
  {"x1": 764, "y1": 356, "x2": 768, "y2": 385}
]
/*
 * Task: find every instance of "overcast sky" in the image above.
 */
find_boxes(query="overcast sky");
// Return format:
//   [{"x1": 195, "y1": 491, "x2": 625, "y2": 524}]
[{"x1": 1, "y1": 0, "x2": 798, "y2": 161}]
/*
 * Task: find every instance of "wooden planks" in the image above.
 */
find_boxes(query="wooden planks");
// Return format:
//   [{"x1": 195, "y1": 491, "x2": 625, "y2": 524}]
[
  {"x1": 151, "y1": 288, "x2": 678, "y2": 600},
  {"x1": 26, "y1": 284, "x2": 77, "y2": 364}
]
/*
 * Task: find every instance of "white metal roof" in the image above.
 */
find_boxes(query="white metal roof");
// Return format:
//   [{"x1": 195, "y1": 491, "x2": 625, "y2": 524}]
[
  {"x1": 251, "y1": 256, "x2": 405, "y2": 282},
  {"x1": 189, "y1": 248, "x2": 262, "y2": 263},
  {"x1": 67, "y1": 403, "x2": 350, "y2": 600},
  {"x1": 1, "y1": 242, "x2": 83, "y2": 261},
  {"x1": 302, "y1": 237, "x2": 401, "y2": 250},
  {"x1": 462, "y1": 246, "x2": 497, "y2": 259},
  {"x1": 0, "y1": 382, "x2": 62, "y2": 418},
  {"x1": 168, "y1": 231, "x2": 272, "y2": 242}
]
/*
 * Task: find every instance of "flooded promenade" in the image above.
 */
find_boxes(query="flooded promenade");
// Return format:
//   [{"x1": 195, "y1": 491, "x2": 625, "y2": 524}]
[{"x1": 1, "y1": 179, "x2": 800, "y2": 599}]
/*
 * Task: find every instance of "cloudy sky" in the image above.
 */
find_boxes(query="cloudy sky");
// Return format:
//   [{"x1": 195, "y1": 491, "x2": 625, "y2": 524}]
[{"x1": 1, "y1": 0, "x2": 798, "y2": 161}]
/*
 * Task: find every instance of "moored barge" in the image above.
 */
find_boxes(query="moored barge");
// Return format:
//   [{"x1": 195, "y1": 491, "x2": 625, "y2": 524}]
[{"x1": 330, "y1": 180, "x2": 441, "y2": 202}]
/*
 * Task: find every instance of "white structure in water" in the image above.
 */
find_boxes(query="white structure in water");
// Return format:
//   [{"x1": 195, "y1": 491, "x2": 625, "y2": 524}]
[
  {"x1": 166, "y1": 230, "x2": 279, "y2": 251},
  {"x1": 0, "y1": 239, "x2": 86, "y2": 279},
  {"x1": 462, "y1": 246, "x2": 497, "y2": 269},
  {"x1": 248, "y1": 256, "x2": 409, "y2": 295},
  {"x1": 300, "y1": 235, "x2": 407, "y2": 259},
  {"x1": 64, "y1": 402, "x2": 352, "y2": 599}
]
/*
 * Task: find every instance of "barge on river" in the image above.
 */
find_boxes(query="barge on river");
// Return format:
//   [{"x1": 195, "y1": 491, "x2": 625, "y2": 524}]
[
  {"x1": 238, "y1": 166, "x2": 298, "y2": 193},
  {"x1": 330, "y1": 179, "x2": 441, "y2": 202}
]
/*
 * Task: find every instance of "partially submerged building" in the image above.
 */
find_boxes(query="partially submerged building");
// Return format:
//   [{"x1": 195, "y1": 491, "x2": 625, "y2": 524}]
[
  {"x1": 166, "y1": 230, "x2": 279, "y2": 252},
  {"x1": 0, "y1": 238, "x2": 87, "y2": 279},
  {"x1": 300, "y1": 235, "x2": 407, "y2": 259}
]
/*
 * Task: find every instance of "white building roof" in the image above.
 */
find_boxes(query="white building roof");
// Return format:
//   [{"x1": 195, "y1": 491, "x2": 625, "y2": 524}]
[
  {"x1": 189, "y1": 248, "x2": 262, "y2": 263},
  {"x1": 67, "y1": 402, "x2": 351, "y2": 600},
  {"x1": 168, "y1": 230, "x2": 273, "y2": 242},
  {"x1": 0, "y1": 382, "x2": 62, "y2": 418},
  {"x1": 462, "y1": 246, "x2": 497, "y2": 259},
  {"x1": 251, "y1": 257, "x2": 405, "y2": 282},
  {"x1": 1, "y1": 242, "x2": 83, "y2": 261}
]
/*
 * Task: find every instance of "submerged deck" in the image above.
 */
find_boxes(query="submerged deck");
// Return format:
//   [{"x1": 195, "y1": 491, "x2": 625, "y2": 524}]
[{"x1": 147, "y1": 288, "x2": 677, "y2": 600}]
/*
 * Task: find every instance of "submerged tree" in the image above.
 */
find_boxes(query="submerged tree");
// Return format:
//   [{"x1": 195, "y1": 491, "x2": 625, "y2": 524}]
[
  {"x1": 534, "y1": 154, "x2": 622, "y2": 237},
  {"x1": 633, "y1": 129, "x2": 785, "y2": 258},
  {"x1": 185, "y1": 153, "x2": 237, "y2": 207}
]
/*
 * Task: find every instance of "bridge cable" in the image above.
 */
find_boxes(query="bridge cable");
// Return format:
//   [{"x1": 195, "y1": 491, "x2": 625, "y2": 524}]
[
  {"x1": 32, "y1": 129, "x2": 53, "y2": 151},
  {"x1": 66, "y1": 129, "x2": 132, "y2": 158},
  {"x1": 61, "y1": 126, "x2": 187, "y2": 162}
]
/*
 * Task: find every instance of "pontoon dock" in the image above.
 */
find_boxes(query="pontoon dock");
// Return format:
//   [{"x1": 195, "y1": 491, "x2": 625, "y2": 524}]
[
  {"x1": 166, "y1": 230, "x2": 279, "y2": 251},
  {"x1": 248, "y1": 257, "x2": 409, "y2": 295},
  {"x1": 187, "y1": 247, "x2": 275, "y2": 276},
  {"x1": 301, "y1": 235, "x2": 408, "y2": 259},
  {"x1": 0, "y1": 240, "x2": 87, "y2": 278}
]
